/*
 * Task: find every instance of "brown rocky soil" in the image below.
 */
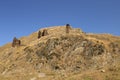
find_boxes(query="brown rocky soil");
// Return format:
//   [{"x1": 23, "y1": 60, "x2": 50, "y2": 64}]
[{"x1": 0, "y1": 26, "x2": 120, "y2": 80}]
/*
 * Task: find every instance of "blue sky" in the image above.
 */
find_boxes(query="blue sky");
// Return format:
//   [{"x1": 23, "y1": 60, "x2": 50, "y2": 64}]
[{"x1": 0, "y1": 0, "x2": 120, "y2": 46}]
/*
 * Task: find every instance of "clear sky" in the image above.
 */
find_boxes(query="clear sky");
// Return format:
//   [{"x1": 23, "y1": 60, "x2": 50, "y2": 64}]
[{"x1": 0, "y1": 0, "x2": 120, "y2": 46}]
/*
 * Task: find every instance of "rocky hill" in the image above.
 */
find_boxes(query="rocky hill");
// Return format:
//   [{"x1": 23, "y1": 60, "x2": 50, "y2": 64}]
[{"x1": 0, "y1": 25, "x2": 120, "y2": 80}]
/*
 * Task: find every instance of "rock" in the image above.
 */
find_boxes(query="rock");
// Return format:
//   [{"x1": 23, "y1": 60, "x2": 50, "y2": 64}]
[
  {"x1": 74, "y1": 47, "x2": 84, "y2": 54},
  {"x1": 101, "y1": 69, "x2": 105, "y2": 73},
  {"x1": 0, "y1": 65, "x2": 5, "y2": 74},
  {"x1": 38, "y1": 73, "x2": 46, "y2": 78},
  {"x1": 30, "y1": 77, "x2": 36, "y2": 80}
]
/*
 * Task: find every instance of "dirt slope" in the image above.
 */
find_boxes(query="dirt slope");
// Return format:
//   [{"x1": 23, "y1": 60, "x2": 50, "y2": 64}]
[{"x1": 0, "y1": 26, "x2": 120, "y2": 80}]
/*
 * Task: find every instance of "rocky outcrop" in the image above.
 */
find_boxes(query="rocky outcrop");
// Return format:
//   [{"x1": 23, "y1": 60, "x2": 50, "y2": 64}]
[{"x1": 34, "y1": 35, "x2": 107, "y2": 72}]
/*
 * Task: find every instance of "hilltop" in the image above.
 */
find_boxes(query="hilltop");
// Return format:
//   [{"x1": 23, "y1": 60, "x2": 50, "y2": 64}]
[{"x1": 0, "y1": 25, "x2": 120, "y2": 80}]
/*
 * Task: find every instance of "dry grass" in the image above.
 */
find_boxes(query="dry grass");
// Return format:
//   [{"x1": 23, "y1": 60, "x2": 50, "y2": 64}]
[{"x1": 0, "y1": 26, "x2": 120, "y2": 80}]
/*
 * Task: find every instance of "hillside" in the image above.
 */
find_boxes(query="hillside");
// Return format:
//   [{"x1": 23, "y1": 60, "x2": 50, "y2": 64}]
[{"x1": 0, "y1": 25, "x2": 120, "y2": 80}]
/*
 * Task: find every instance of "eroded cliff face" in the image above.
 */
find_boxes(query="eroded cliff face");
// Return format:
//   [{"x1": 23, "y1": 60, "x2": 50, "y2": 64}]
[{"x1": 0, "y1": 26, "x2": 120, "y2": 80}]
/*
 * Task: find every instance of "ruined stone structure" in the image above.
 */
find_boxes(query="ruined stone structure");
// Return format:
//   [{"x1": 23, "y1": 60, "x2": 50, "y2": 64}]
[
  {"x1": 66, "y1": 24, "x2": 71, "y2": 33},
  {"x1": 38, "y1": 30, "x2": 42, "y2": 39},
  {"x1": 38, "y1": 29, "x2": 48, "y2": 39},
  {"x1": 42, "y1": 29, "x2": 48, "y2": 36},
  {"x1": 12, "y1": 37, "x2": 21, "y2": 47}
]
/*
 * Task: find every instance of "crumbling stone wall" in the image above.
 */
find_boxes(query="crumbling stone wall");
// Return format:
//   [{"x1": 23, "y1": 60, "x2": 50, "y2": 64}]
[
  {"x1": 42, "y1": 29, "x2": 48, "y2": 36},
  {"x1": 12, "y1": 37, "x2": 21, "y2": 47},
  {"x1": 38, "y1": 29, "x2": 48, "y2": 39},
  {"x1": 66, "y1": 24, "x2": 71, "y2": 33},
  {"x1": 38, "y1": 31, "x2": 42, "y2": 39}
]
